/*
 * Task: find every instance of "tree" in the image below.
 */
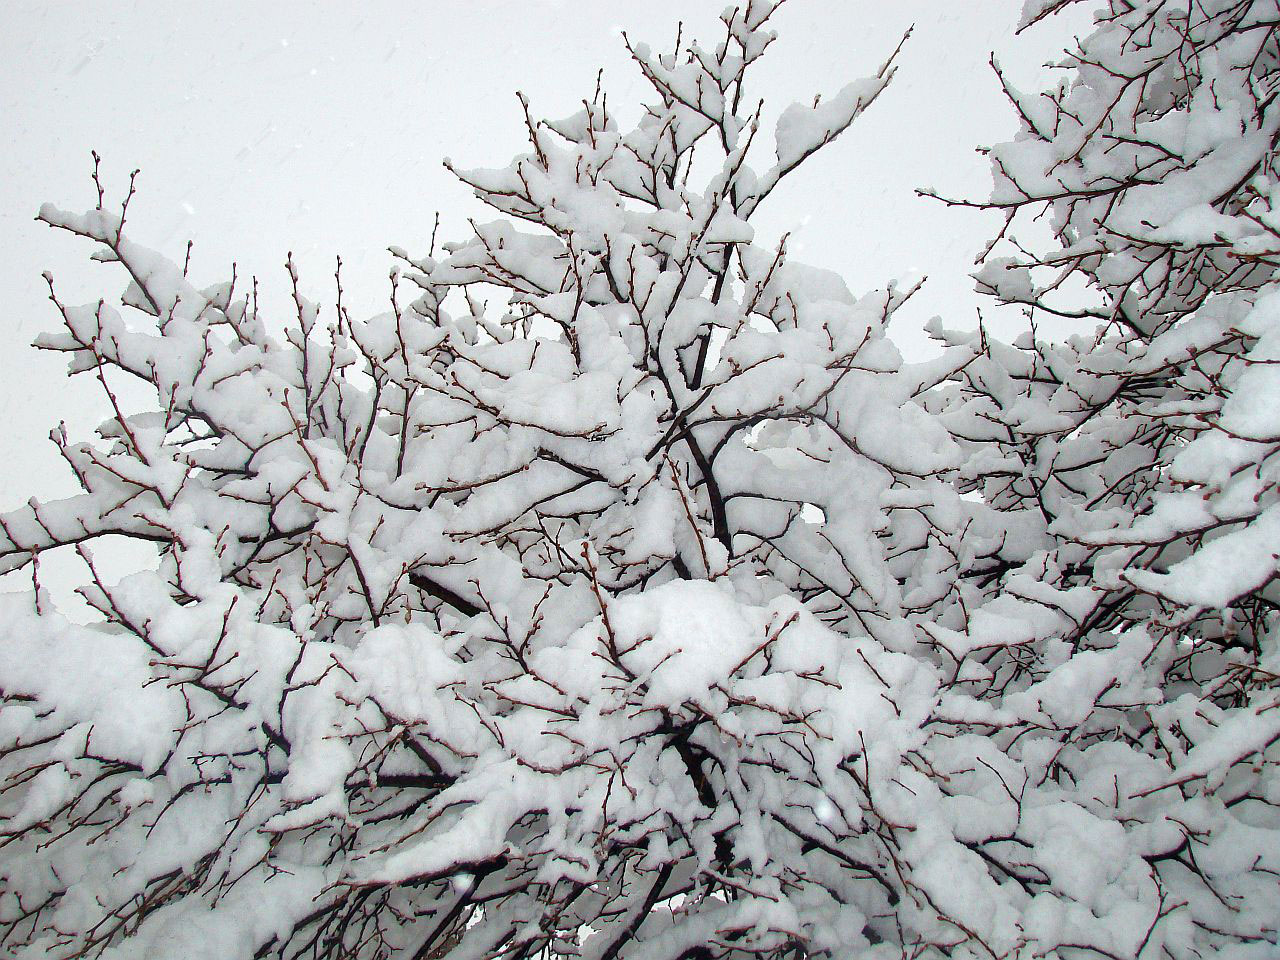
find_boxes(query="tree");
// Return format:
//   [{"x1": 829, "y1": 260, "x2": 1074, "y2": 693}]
[
  {"x1": 922, "y1": 0, "x2": 1280, "y2": 954},
  {"x1": 0, "y1": 2, "x2": 1277, "y2": 960}
]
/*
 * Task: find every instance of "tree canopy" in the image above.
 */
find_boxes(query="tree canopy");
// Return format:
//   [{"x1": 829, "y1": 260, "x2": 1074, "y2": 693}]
[{"x1": 1, "y1": 1, "x2": 1277, "y2": 958}]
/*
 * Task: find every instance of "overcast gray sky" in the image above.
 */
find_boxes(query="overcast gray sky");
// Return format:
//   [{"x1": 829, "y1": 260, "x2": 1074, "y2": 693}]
[{"x1": 0, "y1": 1, "x2": 1089, "y2": 603}]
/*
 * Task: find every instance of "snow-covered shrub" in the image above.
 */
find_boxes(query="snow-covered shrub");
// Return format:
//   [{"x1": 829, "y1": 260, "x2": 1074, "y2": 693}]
[{"x1": 1, "y1": 1, "x2": 1277, "y2": 958}]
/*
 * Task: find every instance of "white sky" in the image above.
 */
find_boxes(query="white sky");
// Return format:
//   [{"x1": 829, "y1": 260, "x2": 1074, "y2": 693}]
[{"x1": 0, "y1": 1, "x2": 1090, "y2": 603}]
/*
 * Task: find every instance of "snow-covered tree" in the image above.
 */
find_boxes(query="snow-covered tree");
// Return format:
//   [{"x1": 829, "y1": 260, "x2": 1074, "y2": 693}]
[
  {"x1": 0, "y1": 6, "x2": 967, "y2": 957},
  {"x1": 921, "y1": 0, "x2": 1280, "y2": 954},
  {"x1": 1, "y1": 1, "x2": 1277, "y2": 959}
]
